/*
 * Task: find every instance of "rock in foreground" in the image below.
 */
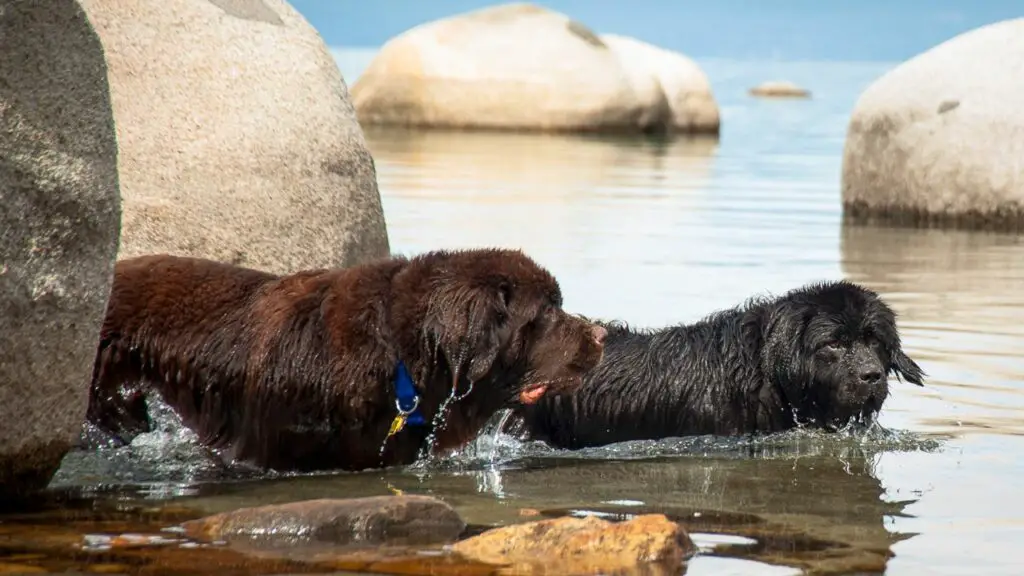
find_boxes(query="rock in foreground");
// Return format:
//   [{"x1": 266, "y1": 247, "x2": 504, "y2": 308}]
[
  {"x1": 181, "y1": 496, "x2": 466, "y2": 547},
  {"x1": 0, "y1": 0, "x2": 121, "y2": 500},
  {"x1": 749, "y1": 81, "x2": 811, "y2": 98},
  {"x1": 601, "y1": 34, "x2": 721, "y2": 134},
  {"x1": 352, "y1": 3, "x2": 699, "y2": 134},
  {"x1": 842, "y1": 18, "x2": 1024, "y2": 232},
  {"x1": 80, "y1": 0, "x2": 390, "y2": 274},
  {"x1": 452, "y1": 514, "x2": 694, "y2": 575}
]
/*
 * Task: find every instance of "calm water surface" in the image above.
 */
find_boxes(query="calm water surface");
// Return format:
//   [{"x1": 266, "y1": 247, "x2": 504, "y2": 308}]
[{"x1": 31, "y1": 55, "x2": 1024, "y2": 575}]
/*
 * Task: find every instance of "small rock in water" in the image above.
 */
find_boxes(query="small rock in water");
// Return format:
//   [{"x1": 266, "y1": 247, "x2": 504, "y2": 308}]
[
  {"x1": 749, "y1": 81, "x2": 812, "y2": 98},
  {"x1": 451, "y1": 513, "x2": 695, "y2": 575},
  {"x1": 181, "y1": 495, "x2": 466, "y2": 548}
]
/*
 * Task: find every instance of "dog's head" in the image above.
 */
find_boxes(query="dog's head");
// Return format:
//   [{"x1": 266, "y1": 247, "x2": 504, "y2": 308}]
[
  {"x1": 759, "y1": 280, "x2": 924, "y2": 429},
  {"x1": 417, "y1": 249, "x2": 606, "y2": 409}
]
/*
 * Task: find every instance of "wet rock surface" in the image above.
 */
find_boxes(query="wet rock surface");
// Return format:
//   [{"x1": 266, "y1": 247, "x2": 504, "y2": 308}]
[
  {"x1": 181, "y1": 496, "x2": 466, "y2": 548},
  {"x1": 537, "y1": 504, "x2": 900, "y2": 575},
  {"x1": 451, "y1": 513, "x2": 695, "y2": 575},
  {"x1": 0, "y1": 491, "x2": 905, "y2": 576}
]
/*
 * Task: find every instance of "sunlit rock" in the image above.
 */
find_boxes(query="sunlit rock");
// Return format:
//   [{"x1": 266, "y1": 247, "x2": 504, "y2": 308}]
[
  {"x1": 842, "y1": 18, "x2": 1024, "y2": 231},
  {"x1": 351, "y1": 3, "x2": 669, "y2": 134},
  {"x1": 601, "y1": 34, "x2": 721, "y2": 134},
  {"x1": 79, "y1": 0, "x2": 390, "y2": 273},
  {"x1": 451, "y1": 513, "x2": 695, "y2": 574},
  {"x1": 749, "y1": 81, "x2": 811, "y2": 98}
]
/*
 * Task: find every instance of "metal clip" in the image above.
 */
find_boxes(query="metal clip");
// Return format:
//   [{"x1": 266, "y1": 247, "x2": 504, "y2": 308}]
[{"x1": 395, "y1": 395, "x2": 420, "y2": 416}]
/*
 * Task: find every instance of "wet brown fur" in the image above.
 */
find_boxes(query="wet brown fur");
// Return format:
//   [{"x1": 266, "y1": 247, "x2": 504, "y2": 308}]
[{"x1": 86, "y1": 250, "x2": 605, "y2": 472}]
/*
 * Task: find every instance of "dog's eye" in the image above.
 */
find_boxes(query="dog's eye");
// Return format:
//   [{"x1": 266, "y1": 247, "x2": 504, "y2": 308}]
[
  {"x1": 536, "y1": 306, "x2": 560, "y2": 327},
  {"x1": 823, "y1": 340, "x2": 842, "y2": 351},
  {"x1": 498, "y1": 283, "x2": 512, "y2": 308}
]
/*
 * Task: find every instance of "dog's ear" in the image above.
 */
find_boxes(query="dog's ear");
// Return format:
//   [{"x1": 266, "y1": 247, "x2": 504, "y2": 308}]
[
  {"x1": 759, "y1": 302, "x2": 811, "y2": 392},
  {"x1": 891, "y1": 346, "x2": 925, "y2": 386},
  {"x1": 424, "y1": 281, "x2": 512, "y2": 384}
]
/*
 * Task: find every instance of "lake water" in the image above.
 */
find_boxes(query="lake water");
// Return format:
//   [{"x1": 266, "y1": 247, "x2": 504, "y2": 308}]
[{"x1": 24, "y1": 51, "x2": 1024, "y2": 575}]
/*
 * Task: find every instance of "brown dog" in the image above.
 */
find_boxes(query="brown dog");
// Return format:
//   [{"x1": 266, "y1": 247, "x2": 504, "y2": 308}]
[{"x1": 86, "y1": 249, "x2": 606, "y2": 472}]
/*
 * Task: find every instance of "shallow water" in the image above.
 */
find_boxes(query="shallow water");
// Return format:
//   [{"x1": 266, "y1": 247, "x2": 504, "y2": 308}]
[{"x1": 24, "y1": 55, "x2": 1024, "y2": 575}]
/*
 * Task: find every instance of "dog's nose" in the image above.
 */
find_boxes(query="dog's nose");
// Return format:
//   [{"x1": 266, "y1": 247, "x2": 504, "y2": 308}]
[
  {"x1": 859, "y1": 368, "x2": 882, "y2": 384},
  {"x1": 590, "y1": 324, "x2": 608, "y2": 345}
]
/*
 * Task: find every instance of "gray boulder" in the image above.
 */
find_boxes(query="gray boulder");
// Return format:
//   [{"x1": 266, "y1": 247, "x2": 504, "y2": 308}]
[
  {"x1": 80, "y1": 0, "x2": 390, "y2": 273},
  {"x1": 842, "y1": 18, "x2": 1024, "y2": 231},
  {"x1": 0, "y1": 0, "x2": 121, "y2": 499},
  {"x1": 181, "y1": 496, "x2": 466, "y2": 547}
]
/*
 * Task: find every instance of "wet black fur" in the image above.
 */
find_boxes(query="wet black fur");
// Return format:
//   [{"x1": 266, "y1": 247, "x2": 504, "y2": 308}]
[{"x1": 515, "y1": 280, "x2": 925, "y2": 450}]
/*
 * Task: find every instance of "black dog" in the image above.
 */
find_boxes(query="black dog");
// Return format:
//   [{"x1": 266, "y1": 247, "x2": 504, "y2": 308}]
[{"x1": 515, "y1": 280, "x2": 925, "y2": 450}]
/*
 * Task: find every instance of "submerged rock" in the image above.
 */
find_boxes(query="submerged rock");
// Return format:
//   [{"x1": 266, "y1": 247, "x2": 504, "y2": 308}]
[
  {"x1": 181, "y1": 495, "x2": 466, "y2": 547},
  {"x1": 749, "y1": 81, "x2": 811, "y2": 98},
  {"x1": 79, "y1": 0, "x2": 390, "y2": 273},
  {"x1": 842, "y1": 18, "x2": 1024, "y2": 231},
  {"x1": 351, "y1": 3, "x2": 665, "y2": 134},
  {"x1": 452, "y1": 513, "x2": 694, "y2": 575},
  {"x1": 0, "y1": 0, "x2": 121, "y2": 500}
]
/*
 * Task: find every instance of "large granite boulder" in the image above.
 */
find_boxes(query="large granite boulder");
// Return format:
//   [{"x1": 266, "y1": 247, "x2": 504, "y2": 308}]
[
  {"x1": 0, "y1": 1, "x2": 121, "y2": 499},
  {"x1": 601, "y1": 34, "x2": 721, "y2": 134},
  {"x1": 842, "y1": 18, "x2": 1024, "y2": 232},
  {"x1": 80, "y1": 0, "x2": 390, "y2": 273},
  {"x1": 351, "y1": 3, "x2": 669, "y2": 134}
]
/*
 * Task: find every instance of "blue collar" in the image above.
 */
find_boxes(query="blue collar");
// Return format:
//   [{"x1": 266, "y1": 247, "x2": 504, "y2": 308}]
[{"x1": 394, "y1": 360, "x2": 426, "y2": 426}]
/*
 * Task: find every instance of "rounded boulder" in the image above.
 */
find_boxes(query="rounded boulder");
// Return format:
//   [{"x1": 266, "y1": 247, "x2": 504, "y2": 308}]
[
  {"x1": 0, "y1": 0, "x2": 121, "y2": 500},
  {"x1": 80, "y1": 0, "x2": 390, "y2": 273},
  {"x1": 351, "y1": 3, "x2": 663, "y2": 134},
  {"x1": 842, "y1": 18, "x2": 1024, "y2": 231},
  {"x1": 601, "y1": 34, "x2": 721, "y2": 134}
]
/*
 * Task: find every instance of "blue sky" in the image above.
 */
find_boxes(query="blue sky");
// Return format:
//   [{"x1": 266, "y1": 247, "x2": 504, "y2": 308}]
[{"x1": 289, "y1": 1, "x2": 1022, "y2": 62}]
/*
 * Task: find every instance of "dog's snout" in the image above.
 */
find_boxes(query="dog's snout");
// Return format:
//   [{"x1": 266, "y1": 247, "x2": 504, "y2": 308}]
[
  {"x1": 859, "y1": 367, "x2": 882, "y2": 384},
  {"x1": 590, "y1": 324, "x2": 608, "y2": 345}
]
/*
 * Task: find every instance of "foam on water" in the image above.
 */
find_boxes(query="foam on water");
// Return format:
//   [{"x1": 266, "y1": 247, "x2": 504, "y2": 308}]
[{"x1": 53, "y1": 394, "x2": 268, "y2": 492}]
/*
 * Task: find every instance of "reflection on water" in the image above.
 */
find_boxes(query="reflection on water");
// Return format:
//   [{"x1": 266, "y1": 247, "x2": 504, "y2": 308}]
[
  {"x1": 840, "y1": 223, "x2": 1024, "y2": 576},
  {"x1": 29, "y1": 57, "x2": 1024, "y2": 575},
  {"x1": 842, "y1": 222, "x2": 1024, "y2": 437},
  {"x1": 68, "y1": 431, "x2": 922, "y2": 575}
]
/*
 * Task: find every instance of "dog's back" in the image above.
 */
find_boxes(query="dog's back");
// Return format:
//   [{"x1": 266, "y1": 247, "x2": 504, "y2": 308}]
[
  {"x1": 104, "y1": 255, "x2": 278, "y2": 338},
  {"x1": 516, "y1": 281, "x2": 924, "y2": 450},
  {"x1": 515, "y1": 313, "x2": 758, "y2": 449}
]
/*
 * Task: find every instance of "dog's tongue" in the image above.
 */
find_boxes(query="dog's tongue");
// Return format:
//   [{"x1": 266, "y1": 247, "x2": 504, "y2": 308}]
[{"x1": 519, "y1": 385, "x2": 548, "y2": 405}]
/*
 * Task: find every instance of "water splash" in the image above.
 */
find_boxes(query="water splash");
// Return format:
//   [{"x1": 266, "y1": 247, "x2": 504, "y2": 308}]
[
  {"x1": 53, "y1": 392, "x2": 263, "y2": 492},
  {"x1": 413, "y1": 410, "x2": 944, "y2": 477},
  {"x1": 416, "y1": 383, "x2": 462, "y2": 463},
  {"x1": 413, "y1": 325, "x2": 482, "y2": 462}
]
